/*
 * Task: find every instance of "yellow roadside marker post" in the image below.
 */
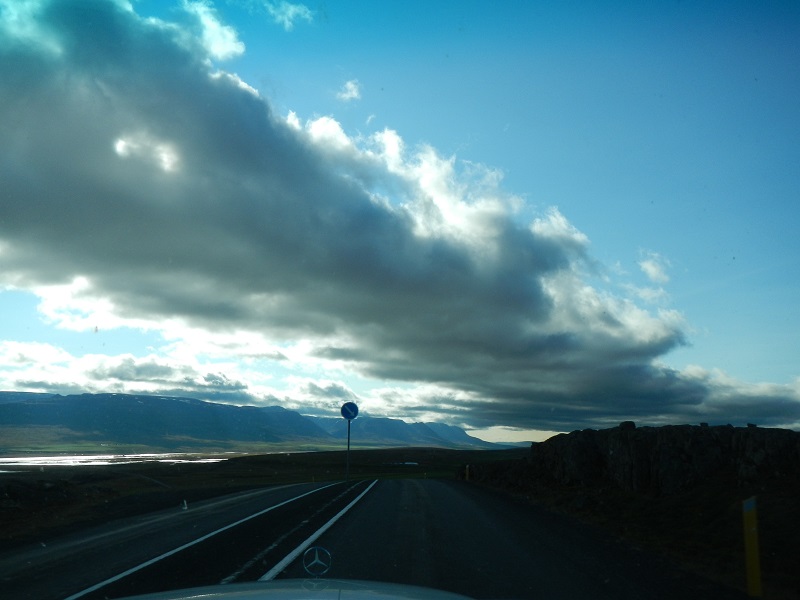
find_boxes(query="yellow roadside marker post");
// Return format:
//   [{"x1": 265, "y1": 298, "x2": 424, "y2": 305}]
[{"x1": 742, "y1": 496, "x2": 763, "y2": 598}]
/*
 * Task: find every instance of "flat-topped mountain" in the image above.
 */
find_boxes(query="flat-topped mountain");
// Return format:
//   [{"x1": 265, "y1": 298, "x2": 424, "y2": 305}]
[{"x1": 0, "y1": 392, "x2": 496, "y2": 452}]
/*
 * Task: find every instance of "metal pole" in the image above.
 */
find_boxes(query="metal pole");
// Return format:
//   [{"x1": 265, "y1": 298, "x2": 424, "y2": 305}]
[{"x1": 346, "y1": 419, "x2": 351, "y2": 481}]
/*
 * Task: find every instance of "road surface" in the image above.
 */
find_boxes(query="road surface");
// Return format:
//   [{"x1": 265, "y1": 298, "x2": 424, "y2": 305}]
[{"x1": 0, "y1": 478, "x2": 746, "y2": 599}]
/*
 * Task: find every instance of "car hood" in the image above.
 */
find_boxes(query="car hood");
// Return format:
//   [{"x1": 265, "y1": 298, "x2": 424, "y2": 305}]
[{"x1": 119, "y1": 579, "x2": 475, "y2": 600}]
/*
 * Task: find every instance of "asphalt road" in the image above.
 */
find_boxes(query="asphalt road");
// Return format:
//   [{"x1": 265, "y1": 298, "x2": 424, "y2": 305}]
[
  {"x1": 0, "y1": 478, "x2": 747, "y2": 600},
  {"x1": 0, "y1": 481, "x2": 352, "y2": 599}
]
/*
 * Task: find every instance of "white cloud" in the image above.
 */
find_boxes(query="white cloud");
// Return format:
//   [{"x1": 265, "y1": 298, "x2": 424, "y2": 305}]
[
  {"x1": 532, "y1": 207, "x2": 590, "y2": 249},
  {"x1": 31, "y1": 277, "x2": 161, "y2": 333},
  {"x1": 372, "y1": 128, "x2": 404, "y2": 172},
  {"x1": 210, "y1": 70, "x2": 259, "y2": 96},
  {"x1": 264, "y1": 1, "x2": 313, "y2": 31},
  {"x1": 624, "y1": 283, "x2": 669, "y2": 304},
  {"x1": 638, "y1": 250, "x2": 670, "y2": 284},
  {"x1": 337, "y1": 79, "x2": 361, "y2": 102},
  {"x1": 0, "y1": 341, "x2": 73, "y2": 367},
  {"x1": 182, "y1": 0, "x2": 244, "y2": 60},
  {"x1": 114, "y1": 132, "x2": 181, "y2": 172},
  {"x1": 0, "y1": 0, "x2": 63, "y2": 54},
  {"x1": 306, "y1": 115, "x2": 355, "y2": 151}
]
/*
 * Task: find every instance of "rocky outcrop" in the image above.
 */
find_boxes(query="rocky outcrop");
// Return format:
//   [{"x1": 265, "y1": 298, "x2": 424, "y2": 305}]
[
  {"x1": 527, "y1": 423, "x2": 800, "y2": 495},
  {"x1": 463, "y1": 424, "x2": 800, "y2": 599}
]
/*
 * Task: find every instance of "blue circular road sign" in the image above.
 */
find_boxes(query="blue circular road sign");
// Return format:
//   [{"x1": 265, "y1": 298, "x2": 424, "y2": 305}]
[{"x1": 341, "y1": 401, "x2": 359, "y2": 420}]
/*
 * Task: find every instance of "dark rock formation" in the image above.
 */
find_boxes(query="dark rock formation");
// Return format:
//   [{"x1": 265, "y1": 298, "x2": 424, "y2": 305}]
[
  {"x1": 465, "y1": 424, "x2": 800, "y2": 599},
  {"x1": 528, "y1": 423, "x2": 800, "y2": 495}
]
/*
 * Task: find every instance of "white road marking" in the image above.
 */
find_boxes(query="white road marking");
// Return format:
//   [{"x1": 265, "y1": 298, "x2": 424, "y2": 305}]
[
  {"x1": 62, "y1": 482, "x2": 341, "y2": 600},
  {"x1": 259, "y1": 479, "x2": 378, "y2": 581},
  {"x1": 220, "y1": 480, "x2": 360, "y2": 583}
]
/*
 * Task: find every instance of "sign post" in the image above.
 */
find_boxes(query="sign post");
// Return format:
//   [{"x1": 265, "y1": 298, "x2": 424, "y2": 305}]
[{"x1": 340, "y1": 402, "x2": 358, "y2": 481}]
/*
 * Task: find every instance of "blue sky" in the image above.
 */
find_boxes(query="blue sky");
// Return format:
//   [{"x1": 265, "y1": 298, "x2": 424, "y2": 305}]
[{"x1": 0, "y1": 0, "x2": 798, "y2": 441}]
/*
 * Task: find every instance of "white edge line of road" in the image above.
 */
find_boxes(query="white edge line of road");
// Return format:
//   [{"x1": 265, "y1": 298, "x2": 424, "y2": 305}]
[
  {"x1": 259, "y1": 478, "x2": 378, "y2": 581},
  {"x1": 63, "y1": 482, "x2": 341, "y2": 600}
]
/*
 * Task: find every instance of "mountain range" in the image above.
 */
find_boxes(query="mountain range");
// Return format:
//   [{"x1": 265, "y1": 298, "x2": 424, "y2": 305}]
[{"x1": 0, "y1": 392, "x2": 498, "y2": 453}]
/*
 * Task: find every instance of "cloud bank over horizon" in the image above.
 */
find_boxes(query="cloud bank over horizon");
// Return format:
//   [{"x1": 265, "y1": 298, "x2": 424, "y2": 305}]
[{"x1": 1, "y1": 0, "x2": 798, "y2": 433}]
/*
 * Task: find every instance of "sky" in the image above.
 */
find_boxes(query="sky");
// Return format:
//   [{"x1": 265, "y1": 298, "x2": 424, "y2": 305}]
[{"x1": 1, "y1": 0, "x2": 799, "y2": 442}]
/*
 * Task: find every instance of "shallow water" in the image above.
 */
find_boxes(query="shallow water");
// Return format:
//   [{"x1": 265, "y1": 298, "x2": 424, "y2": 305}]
[{"x1": 0, "y1": 453, "x2": 235, "y2": 467}]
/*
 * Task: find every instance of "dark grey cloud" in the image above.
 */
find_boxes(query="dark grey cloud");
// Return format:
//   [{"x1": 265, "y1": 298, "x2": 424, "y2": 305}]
[
  {"x1": 88, "y1": 357, "x2": 188, "y2": 383},
  {"x1": 84, "y1": 356, "x2": 259, "y2": 405},
  {"x1": 306, "y1": 382, "x2": 359, "y2": 402},
  {"x1": 1, "y1": 0, "x2": 797, "y2": 432}
]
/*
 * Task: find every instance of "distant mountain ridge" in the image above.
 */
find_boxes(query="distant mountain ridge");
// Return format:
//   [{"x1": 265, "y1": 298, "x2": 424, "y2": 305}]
[
  {"x1": 309, "y1": 416, "x2": 493, "y2": 448},
  {"x1": 0, "y1": 392, "x2": 497, "y2": 453}
]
